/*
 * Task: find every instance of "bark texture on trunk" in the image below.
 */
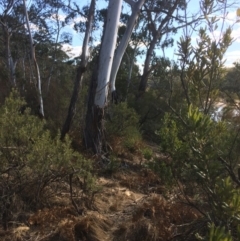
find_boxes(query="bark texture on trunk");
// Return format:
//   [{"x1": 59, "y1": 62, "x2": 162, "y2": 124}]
[
  {"x1": 84, "y1": 66, "x2": 105, "y2": 154},
  {"x1": 61, "y1": 66, "x2": 86, "y2": 140},
  {"x1": 84, "y1": 0, "x2": 122, "y2": 153}
]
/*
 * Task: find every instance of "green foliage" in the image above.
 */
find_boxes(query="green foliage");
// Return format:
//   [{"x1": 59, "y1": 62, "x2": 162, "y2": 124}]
[
  {"x1": 0, "y1": 90, "x2": 93, "y2": 210},
  {"x1": 208, "y1": 224, "x2": 233, "y2": 241},
  {"x1": 106, "y1": 102, "x2": 139, "y2": 136},
  {"x1": 141, "y1": 147, "x2": 153, "y2": 160},
  {"x1": 176, "y1": 22, "x2": 232, "y2": 113},
  {"x1": 157, "y1": 105, "x2": 240, "y2": 239},
  {"x1": 106, "y1": 102, "x2": 142, "y2": 152},
  {"x1": 147, "y1": 159, "x2": 173, "y2": 186},
  {"x1": 197, "y1": 222, "x2": 240, "y2": 241},
  {"x1": 103, "y1": 154, "x2": 121, "y2": 174}
]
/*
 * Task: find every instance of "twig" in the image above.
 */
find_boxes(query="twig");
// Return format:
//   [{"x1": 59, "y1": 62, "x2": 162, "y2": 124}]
[{"x1": 69, "y1": 173, "x2": 82, "y2": 215}]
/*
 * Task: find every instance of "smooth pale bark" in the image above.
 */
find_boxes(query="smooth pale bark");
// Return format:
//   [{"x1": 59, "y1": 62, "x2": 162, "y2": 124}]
[
  {"x1": 23, "y1": 0, "x2": 44, "y2": 117},
  {"x1": 84, "y1": 0, "x2": 123, "y2": 153},
  {"x1": 110, "y1": 0, "x2": 145, "y2": 96},
  {"x1": 61, "y1": 0, "x2": 95, "y2": 140},
  {"x1": 94, "y1": 0, "x2": 123, "y2": 108}
]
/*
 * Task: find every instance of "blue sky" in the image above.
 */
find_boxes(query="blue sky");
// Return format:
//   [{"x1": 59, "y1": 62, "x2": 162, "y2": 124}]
[{"x1": 60, "y1": 0, "x2": 240, "y2": 68}]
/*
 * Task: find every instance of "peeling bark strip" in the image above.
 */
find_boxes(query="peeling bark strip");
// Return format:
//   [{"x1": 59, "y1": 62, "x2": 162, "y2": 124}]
[
  {"x1": 23, "y1": 0, "x2": 44, "y2": 117},
  {"x1": 61, "y1": 0, "x2": 96, "y2": 140}
]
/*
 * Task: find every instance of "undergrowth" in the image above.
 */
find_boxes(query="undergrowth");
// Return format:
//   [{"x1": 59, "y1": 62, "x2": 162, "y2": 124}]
[{"x1": 0, "y1": 90, "x2": 94, "y2": 230}]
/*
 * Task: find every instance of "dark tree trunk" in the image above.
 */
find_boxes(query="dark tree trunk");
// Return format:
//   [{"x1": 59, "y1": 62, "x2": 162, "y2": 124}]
[
  {"x1": 84, "y1": 0, "x2": 122, "y2": 154},
  {"x1": 138, "y1": 71, "x2": 151, "y2": 93},
  {"x1": 60, "y1": 66, "x2": 86, "y2": 140},
  {"x1": 60, "y1": 0, "x2": 95, "y2": 140},
  {"x1": 83, "y1": 66, "x2": 106, "y2": 154}
]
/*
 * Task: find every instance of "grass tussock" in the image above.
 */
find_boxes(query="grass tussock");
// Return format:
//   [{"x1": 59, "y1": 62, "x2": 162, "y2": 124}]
[{"x1": 113, "y1": 196, "x2": 201, "y2": 241}]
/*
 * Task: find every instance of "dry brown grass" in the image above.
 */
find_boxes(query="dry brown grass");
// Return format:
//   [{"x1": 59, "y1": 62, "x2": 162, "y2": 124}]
[
  {"x1": 112, "y1": 195, "x2": 201, "y2": 241},
  {"x1": 0, "y1": 143, "x2": 204, "y2": 241}
]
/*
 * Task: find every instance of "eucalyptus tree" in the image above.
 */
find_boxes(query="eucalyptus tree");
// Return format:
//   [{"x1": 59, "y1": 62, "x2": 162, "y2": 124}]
[
  {"x1": 137, "y1": 0, "x2": 189, "y2": 95},
  {"x1": 109, "y1": 0, "x2": 145, "y2": 102},
  {"x1": 84, "y1": 0, "x2": 123, "y2": 153},
  {"x1": 23, "y1": 0, "x2": 44, "y2": 117}
]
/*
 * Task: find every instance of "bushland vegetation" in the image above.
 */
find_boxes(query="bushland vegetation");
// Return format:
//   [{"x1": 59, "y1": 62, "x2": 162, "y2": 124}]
[{"x1": 0, "y1": 0, "x2": 240, "y2": 240}]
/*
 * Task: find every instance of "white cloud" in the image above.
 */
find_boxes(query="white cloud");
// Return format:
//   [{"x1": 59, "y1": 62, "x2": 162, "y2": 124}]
[
  {"x1": 225, "y1": 11, "x2": 240, "y2": 24},
  {"x1": 136, "y1": 62, "x2": 143, "y2": 74},
  {"x1": 24, "y1": 23, "x2": 39, "y2": 32},
  {"x1": 50, "y1": 13, "x2": 86, "y2": 23},
  {"x1": 68, "y1": 16, "x2": 87, "y2": 33},
  {"x1": 231, "y1": 27, "x2": 240, "y2": 42},
  {"x1": 74, "y1": 16, "x2": 87, "y2": 23},
  {"x1": 61, "y1": 43, "x2": 82, "y2": 58},
  {"x1": 51, "y1": 13, "x2": 66, "y2": 22},
  {"x1": 224, "y1": 50, "x2": 240, "y2": 66}
]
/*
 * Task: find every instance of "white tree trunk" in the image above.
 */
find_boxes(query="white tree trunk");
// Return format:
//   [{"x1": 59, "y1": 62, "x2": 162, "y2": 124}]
[
  {"x1": 94, "y1": 0, "x2": 123, "y2": 108},
  {"x1": 110, "y1": 0, "x2": 145, "y2": 93},
  {"x1": 23, "y1": 0, "x2": 44, "y2": 117}
]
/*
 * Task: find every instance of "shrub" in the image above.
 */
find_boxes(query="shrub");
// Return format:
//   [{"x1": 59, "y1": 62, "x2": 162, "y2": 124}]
[
  {"x1": 156, "y1": 105, "x2": 240, "y2": 240},
  {"x1": 141, "y1": 147, "x2": 153, "y2": 161},
  {"x1": 146, "y1": 159, "x2": 173, "y2": 186},
  {"x1": 106, "y1": 102, "x2": 142, "y2": 152},
  {"x1": 0, "y1": 90, "x2": 93, "y2": 229}
]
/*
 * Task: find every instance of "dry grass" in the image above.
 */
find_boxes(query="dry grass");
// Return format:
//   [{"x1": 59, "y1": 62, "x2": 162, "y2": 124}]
[
  {"x1": 0, "y1": 145, "x2": 203, "y2": 241},
  {"x1": 112, "y1": 195, "x2": 201, "y2": 241}
]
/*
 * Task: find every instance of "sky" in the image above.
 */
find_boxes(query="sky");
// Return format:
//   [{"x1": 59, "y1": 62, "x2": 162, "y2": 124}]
[{"x1": 59, "y1": 0, "x2": 240, "y2": 68}]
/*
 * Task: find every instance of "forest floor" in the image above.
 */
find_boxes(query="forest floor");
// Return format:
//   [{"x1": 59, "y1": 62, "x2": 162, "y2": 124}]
[{"x1": 0, "y1": 143, "x2": 201, "y2": 241}]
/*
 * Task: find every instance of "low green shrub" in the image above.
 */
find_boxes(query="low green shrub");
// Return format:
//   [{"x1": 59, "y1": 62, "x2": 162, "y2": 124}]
[
  {"x1": 0, "y1": 90, "x2": 94, "y2": 227},
  {"x1": 106, "y1": 102, "x2": 142, "y2": 152},
  {"x1": 157, "y1": 105, "x2": 240, "y2": 240},
  {"x1": 146, "y1": 159, "x2": 173, "y2": 186},
  {"x1": 141, "y1": 147, "x2": 153, "y2": 161}
]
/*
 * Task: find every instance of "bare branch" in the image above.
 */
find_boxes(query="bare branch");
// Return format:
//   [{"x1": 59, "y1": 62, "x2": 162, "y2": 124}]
[{"x1": 124, "y1": 0, "x2": 134, "y2": 8}]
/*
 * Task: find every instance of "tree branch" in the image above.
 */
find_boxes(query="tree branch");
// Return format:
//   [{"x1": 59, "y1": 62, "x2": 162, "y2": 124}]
[
  {"x1": 123, "y1": 0, "x2": 134, "y2": 8},
  {"x1": 218, "y1": 156, "x2": 240, "y2": 186}
]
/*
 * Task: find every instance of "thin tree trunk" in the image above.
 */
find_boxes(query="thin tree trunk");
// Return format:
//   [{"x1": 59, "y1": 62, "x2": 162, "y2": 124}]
[
  {"x1": 61, "y1": 0, "x2": 95, "y2": 140},
  {"x1": 84, "y1": 65, "x2": 101, "y2": 153},
  {"x1": 84, "y1": 0, "x2": 123, "y2": 153},
  {"x1": 137, "y1": 0, "x2": 180, "y2": 96},
  {"x1": 138, "y1": 33, "x2": 159, "y2": 94},
  {"x1": 23, "y1": 0, "x2": 44, "y2": 117},
  {"x1": 2, "y1": 26, "x2": 16, "y2": 87},
  {"x1": 0, "y1": 1, "x2": 16, "y2": 87},
  {"x1": 125, "y1": 49, "x2": 136, "y2": 100},
  {"x1": 47, "y1": 8, "x2": 62, "y2": 93}
]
